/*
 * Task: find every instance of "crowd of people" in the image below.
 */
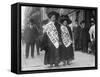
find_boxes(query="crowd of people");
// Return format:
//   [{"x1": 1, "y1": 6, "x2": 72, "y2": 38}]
[
  {"x1": 22, "y1": 10, "x2": 95, "y2": 68},
  {"x1": 73, "y1": 18, "x2": 95, "y2": 54}
]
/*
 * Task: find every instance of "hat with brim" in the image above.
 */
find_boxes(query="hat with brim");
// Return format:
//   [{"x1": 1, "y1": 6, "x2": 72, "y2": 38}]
[
  {"x1": 80, "y1": 20, "x2": 85, "y2": 25},
  {"x1": 47, "y1": 11, "x2": 60, "y2": 20},
  {"x1": 60, "y1": 15, "x2": 72, "y2": 25}
]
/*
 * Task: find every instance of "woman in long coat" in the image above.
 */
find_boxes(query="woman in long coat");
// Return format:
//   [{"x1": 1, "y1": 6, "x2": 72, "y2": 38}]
[
  {"x1": 59, "y1": 15, "x2": 74, "y2": 65},
  {"x1": 41, "y1": 11, "x2": 61, "y2": 67}
]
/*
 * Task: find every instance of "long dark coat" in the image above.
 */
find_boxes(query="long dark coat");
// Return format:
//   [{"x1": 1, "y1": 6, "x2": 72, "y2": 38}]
[
  {"x1": 59, "y1": 26, "x2": 74, "y2": 61},
  {"x1": 80, "y1": 27, "x2": 90, "y2": 52},
  {"x1": 73, "y1": 26, "x2": 82, "y2": 50},
  {"x1": 23, "y1": 25, "x2": 39, "y2": 44},
  {"x1": 41, "y1": 21, "x2": 61, "y2": 65}
]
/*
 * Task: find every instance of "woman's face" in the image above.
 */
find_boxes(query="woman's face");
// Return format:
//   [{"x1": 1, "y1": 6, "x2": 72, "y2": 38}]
[
  {"x1": 63, "y1": 20, "x2": 67, "y2": 26},
  {"x1": 50, "y1": 15, "x2": 56, "y2": 22}
]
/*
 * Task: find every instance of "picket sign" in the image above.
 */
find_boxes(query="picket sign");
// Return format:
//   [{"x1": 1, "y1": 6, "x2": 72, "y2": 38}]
[
  {"x1": 61, "y1": 25, "x2": 72, "y2": 48},
  {"x1": 43, "y1": 21, "x2": 59, "y2": 48}
]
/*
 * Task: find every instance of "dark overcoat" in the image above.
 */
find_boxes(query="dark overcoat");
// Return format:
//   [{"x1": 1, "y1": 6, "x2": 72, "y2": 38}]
[
  {"x1": 23, "y1": 25, "x2": 39, "y2": 44},
  {"x1": 80, "y1": 27, "x2": 90, "y2": 51}
]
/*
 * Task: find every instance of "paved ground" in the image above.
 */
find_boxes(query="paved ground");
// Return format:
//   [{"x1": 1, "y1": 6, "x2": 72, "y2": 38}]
[{"x1": 21, "y1": 44, "x2": 95, "y2": 71}]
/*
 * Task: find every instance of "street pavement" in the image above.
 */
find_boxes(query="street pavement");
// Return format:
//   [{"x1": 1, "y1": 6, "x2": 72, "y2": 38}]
[{"x1": 21, "y1": 44, "x2": 95, "y2": 71}]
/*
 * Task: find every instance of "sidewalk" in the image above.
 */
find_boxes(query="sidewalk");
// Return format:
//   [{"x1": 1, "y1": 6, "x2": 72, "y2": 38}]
[{"x1": 21, "y1": 44, "x2": 95, "y2": 71}]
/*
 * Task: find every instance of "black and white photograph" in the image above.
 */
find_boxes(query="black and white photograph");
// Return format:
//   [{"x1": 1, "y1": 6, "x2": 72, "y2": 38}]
[{"x1": 21, "y1": 4, "x2": 97, "y2": 71}]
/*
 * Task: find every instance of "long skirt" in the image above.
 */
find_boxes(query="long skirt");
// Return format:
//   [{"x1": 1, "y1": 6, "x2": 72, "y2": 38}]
[
  {"x1": 59, "y1": 44, "x2": 74, "y2": 61},
  {"x1": 44, "y1": 43, "x2": 59, "y2": 65},
  {"x1": 41, "y1": 34, "x2": 59, "y2": 65}
]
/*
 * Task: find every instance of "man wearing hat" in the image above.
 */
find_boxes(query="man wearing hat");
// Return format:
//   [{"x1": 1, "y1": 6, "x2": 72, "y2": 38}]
[
  {"x1": 80, "y1": 20, "x2": 90, "y2": 53},
  {"x1": 23, "y1": 18, "x2": 40, "y2": 58}
]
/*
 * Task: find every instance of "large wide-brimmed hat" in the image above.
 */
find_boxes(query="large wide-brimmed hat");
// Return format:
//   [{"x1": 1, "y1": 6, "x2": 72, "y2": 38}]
[
  {"x1": 80, "y1": 20, "x2": 85, "y2": 25},
  {"x1": 60, "y1": 15, "x2": 72, "y2": 25},
  {"x1": 47, "y1": 11, "x2": 60, "y2": 20}
]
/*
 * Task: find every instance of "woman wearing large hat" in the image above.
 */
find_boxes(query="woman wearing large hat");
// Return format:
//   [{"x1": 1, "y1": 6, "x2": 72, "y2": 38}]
[
  {"x1": 41, "y1": 11, "x2": 61, "y2": 67},
  {"x1": 59, "y1": 15, "x2": 74, "y2": 65}
]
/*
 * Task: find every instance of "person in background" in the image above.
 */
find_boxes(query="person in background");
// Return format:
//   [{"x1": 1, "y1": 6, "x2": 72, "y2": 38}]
[
  {"x1": 80, "y1": 21, "x2": 89, "y2": 53},
  {"x1": 73, "y1": 20, "x2": 81, "y2": 50},
  {"x1": 23, "y1": 19, "x2": 39, "y2": 58},
  {"x1": 35, "y1": 27, "x2": 43, "y2": 56},
  {"x1": 89, "y1": 20, "x2": 95, "y2": 54},
  {"x1": 59, "y1": 15, "x2": 74, "y2": 65}
]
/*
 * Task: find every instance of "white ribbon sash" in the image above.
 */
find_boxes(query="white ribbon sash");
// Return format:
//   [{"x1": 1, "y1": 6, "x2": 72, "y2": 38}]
[
  {"x1": 43, "y1": 21, "x2": 59, "y2": 48},
  {"x1": 61, "y1": 25, "x2": 72, "y2": 48}
]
